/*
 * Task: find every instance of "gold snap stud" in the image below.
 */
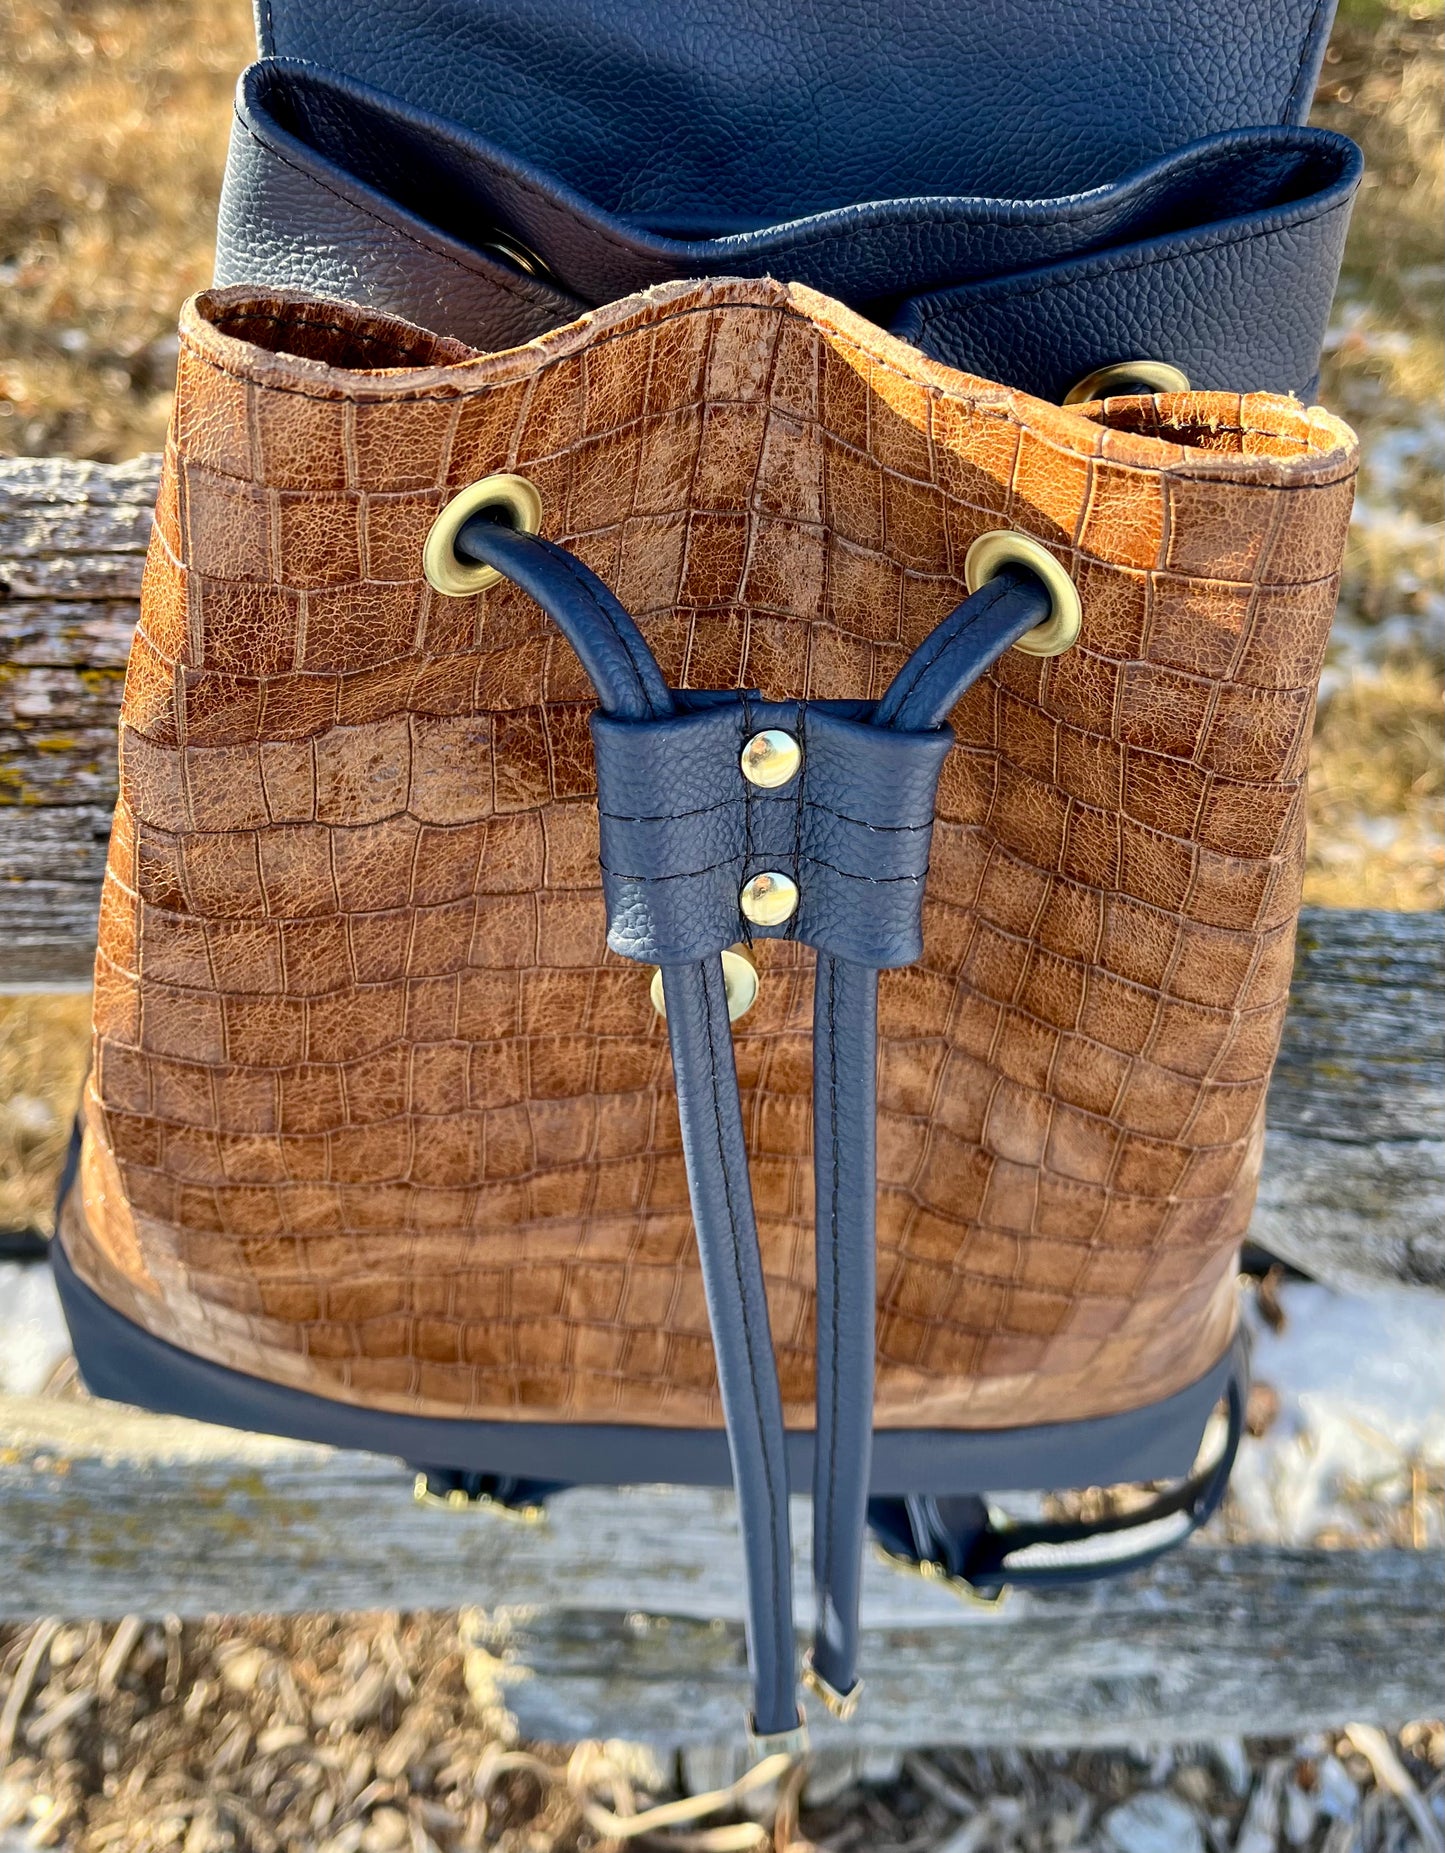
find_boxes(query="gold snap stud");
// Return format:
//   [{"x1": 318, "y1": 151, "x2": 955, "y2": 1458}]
[
  {"x1": 739, "y1": 871, "x2": 799, "y2": 927},
  {"x1": 740, "y1": 729, "x2": 802, "y2": 789},
  {"x1": 964, "y1": 530, "x2": 1082, "y2": 658},
  {"x1": 423, "y1": 473, "x2": 543, "y2": 596},
  {"x1": 651, "y1": 945, "x2": 760, "y2": 1024},
  {"x1": 1062, "y1": 360, "x2": 1190, "y2": 405}
]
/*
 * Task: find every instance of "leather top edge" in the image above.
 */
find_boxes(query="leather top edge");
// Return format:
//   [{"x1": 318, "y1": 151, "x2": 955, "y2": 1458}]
[
  {"x1": 235, "y1": 58, "x2": 1363, "y2": 240},
  {"x1": 181, "y1": 278, "x2": 1360, "y2": 486}
]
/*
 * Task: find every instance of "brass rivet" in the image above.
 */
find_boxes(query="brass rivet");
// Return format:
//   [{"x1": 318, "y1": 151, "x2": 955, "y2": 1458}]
[
  {"x1": 650, "y1": 945, "x2": 760, "y2": 1024},
  {"x1": 739, "y1": 871, "x2": 799, "y2": 927},
  {"x1": 964, "y1": 530, "x2": 1082, "y2": 658},
  {"x1": 422, "y1": 473, "x2": 543, "y2": 596},
  {"x1": 740, "y1": 729, "x2": 802, "y2": 789},
  {"x1": 1062, "y1": 360, "x2": 1191, "y2": 405}
]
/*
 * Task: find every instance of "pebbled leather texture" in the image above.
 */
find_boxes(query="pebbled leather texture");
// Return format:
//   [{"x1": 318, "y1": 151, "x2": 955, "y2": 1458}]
[
  {"x1": 252, "y1": 0, "x2": 1338, "y2": 220},
  {"x1": 61, "y1": 276, "x2": 1358, "y2": 1437},
  {"x1": 592, "y1": 698, "x2": 953, "y2": 968},
  {"x1": 216, "y1": 59, "x2": 1361, "y2": 400}
]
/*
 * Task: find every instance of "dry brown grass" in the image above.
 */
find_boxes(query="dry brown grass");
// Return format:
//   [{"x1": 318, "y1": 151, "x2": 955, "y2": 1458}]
[
  {"x1": 0, "y1": 994, "x2": 89, "y2": 1234},
  {"x1": 1307, "y1": 661, "x2": 1445, "y2": 907},
  {"x1": 0, "y1": 0, "x2": 252, "y2": 461},
  {"x1": 1307, "y1": 0, "x2": 1445, "y2": 908}
]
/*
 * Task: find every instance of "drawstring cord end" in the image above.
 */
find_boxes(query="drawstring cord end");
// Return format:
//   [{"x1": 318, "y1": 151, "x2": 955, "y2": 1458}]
[
  {"x1": 801, "y1": 1653, "x2": 862, "y2": 1723},
  {"x1": 747, "y1": 1711, "x2": 810, "y2": 1759}
]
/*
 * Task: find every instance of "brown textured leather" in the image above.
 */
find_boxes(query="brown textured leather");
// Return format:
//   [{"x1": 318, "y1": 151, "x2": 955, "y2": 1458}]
[{"x1": 61, "y1": 277, "x2": 1357, "y2": 1431}]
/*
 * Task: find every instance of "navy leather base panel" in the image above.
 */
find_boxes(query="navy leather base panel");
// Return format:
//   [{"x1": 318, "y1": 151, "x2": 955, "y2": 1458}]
[{"x1": 52, "y1": 1234, "x2": 1235, "y2": 1495}]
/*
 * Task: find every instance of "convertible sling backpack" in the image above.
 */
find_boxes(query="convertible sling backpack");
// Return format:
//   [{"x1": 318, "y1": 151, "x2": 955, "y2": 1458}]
[
  {"x1": 215, "y1": 0, "x2": 1363, "y2": 401},
  {"x1": 54, "y1": 277, "x2": 1358, "y2": 1739}
]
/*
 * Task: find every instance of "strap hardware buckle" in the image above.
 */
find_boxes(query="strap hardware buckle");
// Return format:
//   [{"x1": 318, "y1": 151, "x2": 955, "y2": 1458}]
[
  {"x1": 411, "y1": 1473, "x2": 548, "y2": 1526},
  {"x1": 871, "y1": 1541, "x2": 1011, "y2": 1610}
]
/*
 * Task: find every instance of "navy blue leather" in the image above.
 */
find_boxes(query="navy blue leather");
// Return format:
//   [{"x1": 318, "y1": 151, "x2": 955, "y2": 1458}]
[
  {"x1": 659, "y1": 958, "x2": 801, "y2": 1738},
  {"x1": 217, "y1": 58, "x2": 1361, "y2": 397},
  {"x1": 809, "y1": 952, "x2": 877, "y2": 1707},
  {"x1": 891, "y1": 179, "x2": 1355, "y2": 400},
  {"x1": 253, "y1": 0, "x2": 1337, "y2": 218},
  {"x1": 593, "y1": 700, "x2": 952, "y2": 969}
]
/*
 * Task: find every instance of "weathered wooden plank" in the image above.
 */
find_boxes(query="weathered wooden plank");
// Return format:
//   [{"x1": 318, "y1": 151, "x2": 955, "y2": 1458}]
[
  {"x1": 0, "y1": 453, "x2": 156, "y2": 599},
  {"x1": 0, "y1": 457, "x2": 150, "y2": 990},
  {"x1": 466, "y1": 1555, "x2": 1444, "y2": 1746},
  {"x1": 0, "y1": 1397, "x2": 1438, "y2": 1746},
  {"x1": 1256, "y1": 1131, "x2": 1445, "y2": 1291},
  {"x1": 1270, "y1": 906, "x2": 1444, "y2": 1143},
  {"x1": 0, "y1": 600, "x2": 138, "y2": 670}
]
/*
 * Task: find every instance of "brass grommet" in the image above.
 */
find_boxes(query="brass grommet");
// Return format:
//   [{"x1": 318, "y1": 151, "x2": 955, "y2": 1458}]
[
  {"x1": 740, "y1": 728, "x2": 802, "y2": 789},
  {"x1": 964, "y1": 530, "x2": 1082, "y2": 658},
  {"x1": 423, "y1": 473, "x2": 543, "y2": 596},
  {"x1": 739, "y1": 871, "x2": 799, "y2": 926},
  {"x1": 1062, "y1": 360, "x2": 1191, "y2": 405},
  {"x1": 651, "y1": 945, "x2": 760, "y2": 1024}
]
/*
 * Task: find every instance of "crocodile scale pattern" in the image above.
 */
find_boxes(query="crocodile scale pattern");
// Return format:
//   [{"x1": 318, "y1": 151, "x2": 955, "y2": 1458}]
[{"x1": 62, "y1": 277, "x2": 1357, "y2": 1431}]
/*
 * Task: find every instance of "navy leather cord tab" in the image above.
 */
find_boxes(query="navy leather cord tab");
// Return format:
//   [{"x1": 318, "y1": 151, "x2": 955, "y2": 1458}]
[
  {"x1": 659, "y1": 958, "x2": 801, "y2": 1737},
  {"x1": 809, "y1": 952, "x2": 878, "y2": 1705},
  {"x1": 798, "y1": 560, "x2": 1051, "y2": 1706},
  {"x1": 456, "y1": 516, "x2": 803, "y2": 1736},
  {"x1": 593, "y1": 699, "x2": 952, "y2": 968}
]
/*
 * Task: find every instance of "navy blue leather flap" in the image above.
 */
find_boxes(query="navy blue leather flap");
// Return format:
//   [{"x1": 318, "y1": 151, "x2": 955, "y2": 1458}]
[{"x1": 256, "y1": 0, "x2": 1338, "y2": 220}]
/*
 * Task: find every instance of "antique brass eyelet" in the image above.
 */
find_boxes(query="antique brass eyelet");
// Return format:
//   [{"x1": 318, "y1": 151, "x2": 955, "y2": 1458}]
[
  {"x1": 1062, "y1": 360, "x2": 1191, "y2": 405},
  {"x1": 651, "y1": 945, "x2": 760, "y2": 1025},
  {"x1": 423, "y1": 473, "x2": 543, "y2": 596},
  {"x1": 964, "y1": 530, "x2": 1082, "y2": 658}
]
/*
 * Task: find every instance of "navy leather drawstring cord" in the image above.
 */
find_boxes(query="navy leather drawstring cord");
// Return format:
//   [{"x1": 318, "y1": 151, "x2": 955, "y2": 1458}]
[
  {"x1": 458, "y1": 515, "x2": 802, "y2": 1740},
  {"x1": 803, "y1": 566, "x2": 1053, "y2": 1712},
  {"x1": 455, "y1": 513, "x2": 1049, "y2": 1739}
]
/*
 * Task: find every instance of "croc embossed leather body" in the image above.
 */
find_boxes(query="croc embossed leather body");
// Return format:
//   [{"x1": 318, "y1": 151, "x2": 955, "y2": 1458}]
[{"x1": 60, "y1": 279, "x2": 1357, "y2": 1442}]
